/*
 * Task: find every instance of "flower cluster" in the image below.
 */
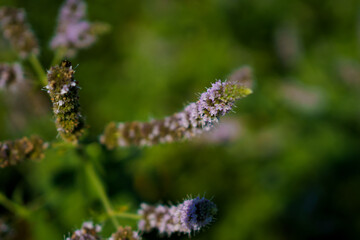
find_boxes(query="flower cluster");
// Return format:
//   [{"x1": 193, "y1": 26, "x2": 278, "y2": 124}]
[
  {"x1": 100, "y1": 68, "x2": 252, "y2": 148},
  {"x1": 0, "y1": 63, "x2": 23, "y2": 90},
  {"x1": 109, "y1": 226, "x2": 141, "y2": 240},
  {"x1": 51, "y1": 0, "x2": 98, "y2": 57},
  {"x1": 0, "y1": 135, "x2": 48, "y2": 168},
  {"x1": 66, "y1": 222, "x2": 141, "y2": 240},
  {"x1": 0, "y1": 7, "x2": 39, "y2": 58},
  {"x1": 46, "y1": 60, "x2": 85, "y2": 143},
  {"x1": 0, "y1": 1, "x2": 253, "y2": 239},
  {"x1": 138, "y1": 197, "x2": 217, "y2": 236},
  {"x1": 66, "y1": 221, "x2": 102, "y2": 240}
]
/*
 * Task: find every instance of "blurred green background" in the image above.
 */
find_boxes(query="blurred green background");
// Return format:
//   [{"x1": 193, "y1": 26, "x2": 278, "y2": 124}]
[{"x1": 1, "y1": 0, "x2": 360, "y2": 239}]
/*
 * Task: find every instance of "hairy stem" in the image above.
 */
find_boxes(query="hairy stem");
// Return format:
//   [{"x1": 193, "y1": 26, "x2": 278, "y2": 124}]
[
  {"x1": 51, "y1": 49, "x2": 65, "y2": 66},
  {"x1": 111, "y1": 212, "x2": 142, "y2": 220},
  {"x1": 29, "y1": 53, "x2": 47, "y2": 86},
  {"x1": 84, "y1": 162, "x2": 120, "y2": 229},
  {"x1": 0, "y1": 192, "x2": 30, "y2": 218}
]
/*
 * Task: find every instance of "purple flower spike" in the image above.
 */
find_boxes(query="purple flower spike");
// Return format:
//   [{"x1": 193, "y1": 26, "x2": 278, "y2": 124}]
[
  {"x1": 51, "y1": 0, "x2": 96, "y2": 57},
  {"x1": 100, "y1": 66, "x2": 253, "y2": 148}
]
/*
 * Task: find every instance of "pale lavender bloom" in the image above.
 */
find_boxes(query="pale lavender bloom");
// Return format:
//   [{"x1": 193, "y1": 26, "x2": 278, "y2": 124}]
[
  {"x1": 51, "y1": 0, "x2": 96, "y2": 57},
  {"x1": 138, "y1": 197, "x2": 217, "y2": 236},
  {"x1": 0, "y1": 7, "x2": 39, "y2": 58},
  {"x1": 101, "y1": 67, "x2": 253, "y2": 148},
  {"x1": 0, "y1": 63, "x2": 23, "y2": 90}
]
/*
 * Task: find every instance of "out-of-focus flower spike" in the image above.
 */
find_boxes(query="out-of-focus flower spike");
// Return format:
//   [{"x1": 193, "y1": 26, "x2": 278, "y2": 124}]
[
  {"x1": 51, "y1": 0, "x2": 104, "y2": 57},
  {"x1": 0, "y1": 7, "x2": 39, "y2": 59},
  {"x1": 100, "y1": 67, "x2": 253, "y2": 148},
  {"x1": 109, "y1": 226, "x2": 141, "y2": 240},
  {"x1": 66, "y1": 221, "x2": 102, "y2": 240},
  {"x1": 0, "y1": 135, "x2": 48, "y2": 168},
  {"x1": 228, "y1": 65, "x2": 254, "y2": 89},
  {"x1": 0, "y1": 63, "x2": 24, "y2": 91},
  {"x1": 47, "y1": 60, "x2": 85, "y2": 143},
  {"x1": 138, "y1": 196, "x2": 217, "y2": 236}
]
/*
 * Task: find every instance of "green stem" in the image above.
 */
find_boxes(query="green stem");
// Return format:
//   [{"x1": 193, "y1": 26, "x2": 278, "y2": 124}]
[
  {"x1": 111, "y1": 212, "x2": 142, "y2": 220},
  {"x1": 29, "y1": 53, "x2": 47, "y2": 86},
  {"x1": 51, "y1": 49, "x2": 65, "y2": 67},
  {"x1": 85, "y1": 162, "x2": 120, "y2": 229},
  {"x1": 0, "y1": 192, "x2": 30, "y2": 218}
]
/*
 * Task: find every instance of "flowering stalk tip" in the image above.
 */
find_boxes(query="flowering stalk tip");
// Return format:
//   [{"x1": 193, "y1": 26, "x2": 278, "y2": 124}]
[
  {"x1": 100, "y1": 67, "x2": 253, "y2": 148},
  {"x1": 51, "y1": 0, "x2": 101, "y2": 57},
  {"x1": 47, "y1": 60, "x2": 85, "y2": 143}
]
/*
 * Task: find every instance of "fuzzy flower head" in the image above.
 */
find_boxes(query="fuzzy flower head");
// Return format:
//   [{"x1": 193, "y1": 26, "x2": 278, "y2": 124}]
[
  {"x1": 0, "y1": 63, "x2": 23, "y2": 91},
  {"x1": 138, "y1": 196, "x2": 217, "y2": 236},
  {"x1": 178, "y1": 197, "x2": 217, "y2": 232},
  {"x1": 0, "y1": 7, "x2": 39, "y2": 58},
  {"x1": 51, "y1": 0, "x2": 102, "y2": 57},
  {"x1": 195, "y1": 80, "x2": 251, "y2": 129},
  {"x1": 66, "y1": 221, "x2": 102, "y2": 240},
  {"x1": 47, "y1": 60, "x2": 85, "y2": 143}
]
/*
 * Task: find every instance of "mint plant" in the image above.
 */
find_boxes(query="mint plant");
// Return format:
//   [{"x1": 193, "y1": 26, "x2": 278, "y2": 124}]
[{"x1": 0, "y1": 0, "x2": 253, "y2": 239}]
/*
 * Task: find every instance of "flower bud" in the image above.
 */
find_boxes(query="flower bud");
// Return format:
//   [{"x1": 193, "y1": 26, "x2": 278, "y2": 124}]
[{"x1": 47, "y1": 60, "x2": 85, "y2": 143}]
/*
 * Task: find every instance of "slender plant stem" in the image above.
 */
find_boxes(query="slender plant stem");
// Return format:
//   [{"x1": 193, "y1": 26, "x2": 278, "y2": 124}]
[
  {"x1": 29, "y1": 53, "x2": 47, "y2": 86},
  {"x1": 0, "y1": 192, "x2": 30, "y2": 218},
  {"x1": 111, "y1": 212, "x2": 141, "y2": 220},
  {"x1": 85, "y1": 162, "x2": 120, "y2": 229},
  {"x1": 51, "y1": 49, "x2": 65, "y2": 66}
]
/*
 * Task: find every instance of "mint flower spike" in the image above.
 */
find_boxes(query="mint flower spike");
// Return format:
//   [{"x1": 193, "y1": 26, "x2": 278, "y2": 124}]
[
  {"x1": 0, "y1": 7, "x2": 39, "y2": 59},
  {"x1": 51, "y1": 0, "x2": 100, "y2": 57},
  {"x1": 100, "y1": 67, "x2": 253, "y2": 148},
  {"x1": 0, "y1": 63, "x2": 23, "y2": 91},
  {"x1": 138, "y1": 196, "x2": 217, "y2": 236},
  {"x1": 0, "y1": 135, "x2": 48, "y2": 168},
  {"x1": 47, "y1": 60, "x2": 85, "y2": 143},
  {"x1": 109, "y1": 226, "x2": 141, "y2": 240},
  {"x1": 66, "y1": 221, "x2": 102, "y2": 240}
]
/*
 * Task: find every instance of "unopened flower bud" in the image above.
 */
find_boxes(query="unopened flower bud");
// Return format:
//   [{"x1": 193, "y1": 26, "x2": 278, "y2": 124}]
[{"x1": 47, "y1": 60, "x2": 85, "y2": 143}]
